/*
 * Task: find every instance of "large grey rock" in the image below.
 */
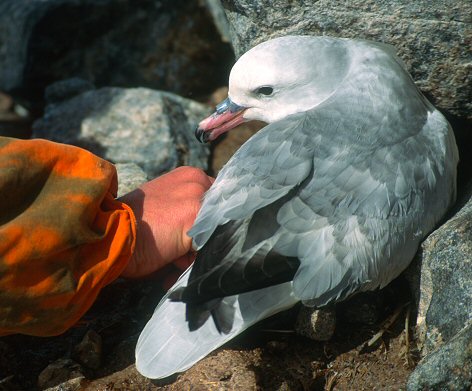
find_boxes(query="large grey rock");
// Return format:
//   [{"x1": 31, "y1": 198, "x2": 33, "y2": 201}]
[
  {"x1": 414, "y1": 182, "x2": 472, "y2": 355},
  {"x1": 33, "y1": 84, "x2": 211, "y2": 177},
  {"x1": 407, "y1": 323, "x2": 472, "y2": 391},
  {"x1": 0, "y1": 0, "x2": 234, "y2": 106},
  {"x1": 221, "y1": 0, "x2": 472, "y2": 120},
  {"x1": 406, "y1": 181, "x2": 472, "y2": 389}
]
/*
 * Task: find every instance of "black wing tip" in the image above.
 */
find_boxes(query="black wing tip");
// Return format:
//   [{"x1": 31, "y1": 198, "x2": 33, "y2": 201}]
[
  {"x1": 187, "y1": 304, "x2": 211, "y2": 331},
  {"x1": 188, "y1": 318, "x2": 207, "y2": 332},
  {"x1": 211, "y1": 309, "x2": 233, "y2": 334},
  {"x1": 185, "y1": 299, "x2": 235, "y2": 335}
]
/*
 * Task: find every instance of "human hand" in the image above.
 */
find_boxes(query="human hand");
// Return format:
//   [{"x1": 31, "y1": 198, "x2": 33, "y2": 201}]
[{"x1": 119, "y1": 166, "x2": 214, "y2": 286}]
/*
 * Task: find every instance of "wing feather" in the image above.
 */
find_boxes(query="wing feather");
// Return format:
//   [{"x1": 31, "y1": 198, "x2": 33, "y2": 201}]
[{"x1": 189, "y1": 114, "x2": 314, "y2": 248}]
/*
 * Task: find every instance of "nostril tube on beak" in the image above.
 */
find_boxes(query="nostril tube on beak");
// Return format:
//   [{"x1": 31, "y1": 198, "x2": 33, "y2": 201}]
[{"x1": 216, "y1": 98, "x2": 230, "y2": 114}]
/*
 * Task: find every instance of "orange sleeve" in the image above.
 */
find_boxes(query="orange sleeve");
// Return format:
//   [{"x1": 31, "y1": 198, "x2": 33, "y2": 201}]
[{"x1": 0, "y1": 137, "x2": 136, "y2": 336}]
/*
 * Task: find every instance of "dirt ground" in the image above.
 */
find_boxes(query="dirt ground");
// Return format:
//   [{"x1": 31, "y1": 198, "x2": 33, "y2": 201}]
[
  {"x1": 0, "y1": 276, "x2": 414, "y2": 390},
  {"x1": 0, "y1": 91, "x2": 418, "y2": 390}
]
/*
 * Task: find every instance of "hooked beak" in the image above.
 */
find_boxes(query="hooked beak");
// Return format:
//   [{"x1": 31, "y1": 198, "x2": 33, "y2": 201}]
[{"x1": 195, "y1": 97, "x2": 247, "y2": 143}]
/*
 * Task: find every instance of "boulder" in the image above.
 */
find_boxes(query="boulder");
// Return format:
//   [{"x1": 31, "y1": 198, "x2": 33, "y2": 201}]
[
  {"x1": 0, "y1": 0, "x2": 234, "y2": 107},
  {"x1": 414, "y1": 181, "x2": 472, "y2": 354},
  {"x1": 221, "y1": 0, "x2": 472, "y2": 120},
  {"x1": 407, "y1": 322, "x2": 472, "y2": 391},
  {"x1": 33, "y1": 83, "x2": 211, "y2": 177},
  {"x1": 407, "y1": 181, "x2": 472, "y2": 389}
]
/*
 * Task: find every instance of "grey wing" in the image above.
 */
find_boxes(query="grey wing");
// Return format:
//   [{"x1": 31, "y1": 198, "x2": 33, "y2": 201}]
[
  {"x1": 175, "y1": 114, "x2": 315, "y2": 330},
  {"x1": 187, "y1": 74, "x2": 457, "y2": 310},
  {"x1": 282, "y1": 104, "x2": 457, "y2": 305},
  {"x1": 189, "y1": 113, "x2": 315, "y2": 249}
]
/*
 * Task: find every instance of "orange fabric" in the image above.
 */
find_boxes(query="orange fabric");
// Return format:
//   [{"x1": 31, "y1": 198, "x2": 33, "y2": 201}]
[{"x1": 0, "y1": 137, "x2": 136, "y2": 336}]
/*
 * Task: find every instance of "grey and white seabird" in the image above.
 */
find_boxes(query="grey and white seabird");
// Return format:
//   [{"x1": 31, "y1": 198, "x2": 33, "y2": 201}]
[{"x1": 136, "y1": 35, "x2": 458, "y2": 379}]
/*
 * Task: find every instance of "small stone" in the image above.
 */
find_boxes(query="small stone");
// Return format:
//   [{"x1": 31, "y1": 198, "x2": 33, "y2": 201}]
[
  {"x1": 72, "y1": 330, "x2": 102, "y2": 370},
  {"x1": 37, "y1": 358, "x2": 84, "y2": 390},
  {"x1": 295, "y1": 306, "x2": 336, "y2": 341}
]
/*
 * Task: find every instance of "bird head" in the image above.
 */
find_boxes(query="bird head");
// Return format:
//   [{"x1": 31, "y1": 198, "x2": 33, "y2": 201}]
[{"x1": 195, "y1": 35, "x2": 350, "y2": 143}]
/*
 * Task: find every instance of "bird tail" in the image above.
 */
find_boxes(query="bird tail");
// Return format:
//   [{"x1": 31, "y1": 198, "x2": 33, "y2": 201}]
[{"x1": 135, "y1": 267, "x2": 298, "y2": 379}]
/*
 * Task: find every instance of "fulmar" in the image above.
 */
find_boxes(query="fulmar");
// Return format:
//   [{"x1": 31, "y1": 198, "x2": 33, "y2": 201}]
[{"x1": 136, "y1": 35, "x2": 458, "y2": 379}]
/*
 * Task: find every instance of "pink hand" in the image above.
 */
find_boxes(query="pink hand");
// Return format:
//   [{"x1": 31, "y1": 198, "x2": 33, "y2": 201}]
[{"x1": 119, "y1": 166, "x2": 214, "y2": 281}]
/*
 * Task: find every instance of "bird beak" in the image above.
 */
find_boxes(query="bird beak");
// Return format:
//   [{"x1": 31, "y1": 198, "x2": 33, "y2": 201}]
[{"x1": 195, "y1": 97, "x2": 247, "y2": 143}]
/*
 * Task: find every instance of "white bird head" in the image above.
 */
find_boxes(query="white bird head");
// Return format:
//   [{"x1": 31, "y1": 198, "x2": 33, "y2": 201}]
[{"x1": 195, "y1": 35, "x2": 351, "y2": 142}]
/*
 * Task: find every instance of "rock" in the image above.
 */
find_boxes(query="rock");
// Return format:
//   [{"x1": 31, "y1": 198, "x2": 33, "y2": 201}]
[
  {"x1": 37, "y1": 358, "x2": 84, "y2": 390},
  {"x1": 407, "y1": 322, "x2": 472, "y2": 391},
  {"x1": 32, "y1": 85, "x2": 211, "y2": 177},
  {"x1": 0, "y1": 0, "x2": 234, "y2": 107},
  {"x1": 72, "y1": 330, "x2": 102, "y2": 370},
  {"x1": 405, "y1": 181, "x2": 472, "y2": 388},
  {"x1": 44, "y1": 376, "x2": 85, "y2": 391},
  {"x1": 221, "y1": 0, "x2": 472, "y2": 120},
  {"x1": 295, "y1": 306, "x2": 336, "y2": 341},
  {"x1": 413, "y1": 181, "x2": 472, "y2": 356},
  {"x1": 115, "y1": 163, "x2": 148, "y2": 197}
]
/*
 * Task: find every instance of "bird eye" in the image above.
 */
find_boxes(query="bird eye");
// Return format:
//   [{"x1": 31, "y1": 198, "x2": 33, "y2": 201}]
[{"x1": 255, "y1": 86, "x2": 274, "y2": 96}]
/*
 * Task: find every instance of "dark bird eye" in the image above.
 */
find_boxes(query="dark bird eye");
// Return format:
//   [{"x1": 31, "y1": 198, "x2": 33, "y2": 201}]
[{"x1": 256, "y1": 86, "x2": 274, "y2": 96}]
